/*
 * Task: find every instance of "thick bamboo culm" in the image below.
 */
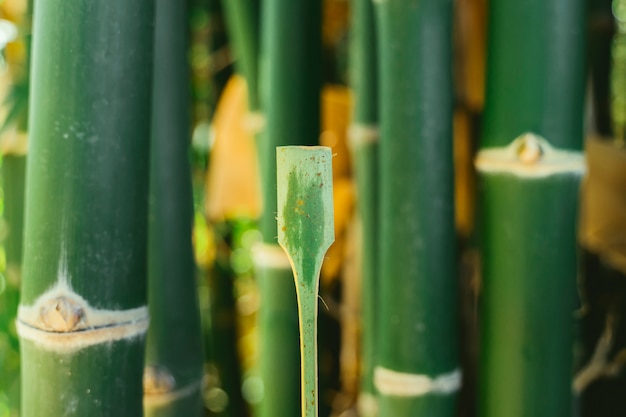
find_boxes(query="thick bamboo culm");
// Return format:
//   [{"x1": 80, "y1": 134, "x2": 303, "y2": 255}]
[
  {"x1": 375, "y1": 0, "x2": 459, "y2": 415},
  {"x1": 17, "y1": 0, "x2": 155, "y2": 415},
  {"x1": 255, "y1": 0, "x2": 322, "y2": 416},
  {"x1": 477, "y1": 0, "x2": 586, "y2": 416},
  {"x1": 348, "y1": 0, "x2": 379, "y2": 414},
  {"x1": 144, "y1": 0, "x2": 204, "y2": 415}
]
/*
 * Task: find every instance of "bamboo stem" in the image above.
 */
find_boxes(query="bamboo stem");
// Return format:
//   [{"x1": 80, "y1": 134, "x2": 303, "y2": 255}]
[
  {"x1": 277, "y1": 146, "x2": 334, "y2": 417},
  {"x1": 348, "y1": 0, "x2": 379, "y2": 412},
  {"x1": 478, "y1": 0, "x2": 586, "y2": 415},
  {"x1": 144, "y1": 0, "x2": 204, "y2": 415},
  {"x1": 375, "y1": 0, "x2": 458, "y2": 414},
  {"x1": 18, "y1": 0, "x2": 155, "y2": 415},
  {"x1": 221, "y1": 0, "x2": 260, "y2": 110},
  {"x1": 256, "y1": 0, "x2": 322, "y2": 415}
]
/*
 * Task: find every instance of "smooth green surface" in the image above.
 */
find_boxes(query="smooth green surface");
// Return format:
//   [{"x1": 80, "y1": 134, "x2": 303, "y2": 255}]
[
  {"x1": 256, "y1": 265, "x2": 301, "y2": 417},
  {"x1": 145, "y1": 0, "x2": 204, "y2": 415},
  {"x1": 22, "y1": 0, "x2": 154, "y2": 308},
  {"x1": 350, "y1": 0, "x2": 378, "y2": 124},
  {"x1": 257, "y1": 0, "x2": 321, "y2": 241},
  {"x1": 209, "y1": 240, "x2": 248, "y2": 417},
  {"x1": 482, "y1": 0, "x2": 586, "y2": 150},
  {"x1": 479, "y1": 174, "x2": 579, "y2": 417},
  {"x1": 378, "y1": 394, "x2": 456, "y2": 417},
  {"x1": 612, "y1": 0, "x2": 626, "y2": 140},
  {"x1": 221, "y1": 0, "x2": 260, "y2": 110},
  {"x1": 352, "y1": 143, "x2": 379, "y2": 400},
  {"x1": 349, "y1": 0, "x2": 379, "y2": 403},
  {"x1": 277, "y1": 146, "x2": 334, "y2": 417},
  {"x1": 20, "y1": 0, "x2": 154, "y2": 415},
  {"x1": 146, "y1": 393, "x2": 204, "y2": 417},
  {"x1": 3, "y1": 156, "x2": 26, "y2": 269},
  {"x1": 376, "y1": 0, "x2": 458, "y2": 414},
  {"x1": 21, "y1": 338, "x2": 145, "y2": 416}
]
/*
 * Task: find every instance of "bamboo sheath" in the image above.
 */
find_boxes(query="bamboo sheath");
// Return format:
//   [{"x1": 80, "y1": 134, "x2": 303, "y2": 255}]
[
  {"x1": 375, "y1": 0, "x2": 459, "y2": 415},
  {"x1": 144, "y1": 0, "x2": 204, "y2": 415},
  {"x1": 348, "y1": 0, "x2": 379, "y2": 414},
  {"x1": 256, "y1": 0, "x2": 322, "y2": 416},
  {"x1": 477, "y1": 1, "x2": 586, "y2": 416},
  {"x1": 18, "y1": 0, "x2": 154, "y2": 415}
]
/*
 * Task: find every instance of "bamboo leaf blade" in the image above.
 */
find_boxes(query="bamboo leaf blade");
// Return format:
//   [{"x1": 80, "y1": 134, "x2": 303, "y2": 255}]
[{"x1": 277, "y1": 145, "x2": 334, "y2": 417}]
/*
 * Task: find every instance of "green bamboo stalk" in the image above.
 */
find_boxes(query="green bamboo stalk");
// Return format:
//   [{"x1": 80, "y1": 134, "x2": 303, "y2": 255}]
[
  {"x1": 209, "y1": 223, "x2": 249, "y2": 417},
  {"x1": 255, "y1": 1, "x2": 322, "y2": 416},
  {"x1": 276, "y1": 146, "x2": 334, "y2": 417},
  {"x1": 17, "y1": 0, "x2": 155, "y2": 415},
  {"x1": 375, "y1": 0, "x2": 458, "y2": 415},
  {"x1": 143, "y1": 0, "x2": 204, "y2": 415},
  {"x1": 612, "y1": 0, "x2": 626, "y2": 143},
  {"x1": 348, "y1": 0, "x2": 379, "y2": 414},
  {"x1": 221, "y1": 0, "x2": 260, "y2": 110},
  {"x1": 477, "y1": 1, "x2": 586, "y2": 416},
  {"x1": 0, "y1": 3, "x2": 33, "y2": 412}
]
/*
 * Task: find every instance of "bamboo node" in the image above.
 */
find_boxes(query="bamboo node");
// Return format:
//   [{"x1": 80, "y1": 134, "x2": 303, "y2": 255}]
[
  {"x1": 251, "y1": 242, "x2": 292, "y2": 270},
  {"x1": 144, "y1": 366, "x2": 176, "y2": 395},
  {"x1": 475, "y1": 132, "x2": 585, "y2": 177},
  {"x1": 17, "y1": 280, "x2": 150, "y2": 353},
  {"x1": 517, "y1": 133, "x2": 543, "y2": 164},
  {"x1": 357, "y1": 393, "x2": 379, "y2": 417},
  {"x1": 143, "y1": 378, "x2": 204, "y2": 409},
  {"x1": 39, "y1": 296, "x2": 84, "y2": 332},
  {"x1": 347, "y1": 124, "x2": 379, "y2": 149},
  {"x1": 374, "y1": 366, "x2": 462, "y2": 397},
  {"x1": 243, "y1": 112, "x2": 266, "y2": 134}
]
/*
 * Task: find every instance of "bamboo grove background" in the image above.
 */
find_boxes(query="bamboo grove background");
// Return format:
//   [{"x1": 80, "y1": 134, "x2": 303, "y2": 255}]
[{"x1": 0, "y1": 0, "x2": 624, "y2": 416}]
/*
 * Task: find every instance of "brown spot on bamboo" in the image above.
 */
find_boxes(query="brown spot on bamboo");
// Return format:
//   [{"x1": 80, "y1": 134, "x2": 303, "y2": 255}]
[{"x1": 40, "y1": 296, "x2": 84, "y2": 332}]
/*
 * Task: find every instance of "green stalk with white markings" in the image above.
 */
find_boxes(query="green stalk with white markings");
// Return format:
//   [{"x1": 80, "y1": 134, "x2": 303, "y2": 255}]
[
  {"x1": 477, "y1": 0, "x2": 586, "y2": 416},
  {"x1": 144, "y1": 0, "x2": 204, "y2": 415},
  {"x1": 18, "y1": 0, "x2": 155, "y2": 415},
  {"x1": 375, "y1": 0, "x2": 459, "y2": 415},
  {"x1": 255, "y1": 1, "x2": 322, "y2": 416},
  {"x1": 348, "y1": 0, "x2": 379, "y2": 413}
]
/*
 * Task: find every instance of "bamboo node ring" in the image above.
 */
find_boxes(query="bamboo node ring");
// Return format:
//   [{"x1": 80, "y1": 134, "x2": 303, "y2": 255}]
[
  {"x1": 144, "y1": 366, "x2": 176, "y2": 395},
  {"x1": 517, "y1": 133, "x2": 543, "y2": 164},
  {"x1": 347, "y1": 124, "x2": 379, "y2": 149},
  {"x1": 39, "y1": 296, "x2": 84, "y2": 332},
  {"x1": 17, "y1": 280, "x2": 149, "y2": 353},
  {"x1": 475, "y1": 132, "x2": 585, "y2": 177},
  {"x1": 374, "y1": 366, "x2": 462, "y2": 397}
]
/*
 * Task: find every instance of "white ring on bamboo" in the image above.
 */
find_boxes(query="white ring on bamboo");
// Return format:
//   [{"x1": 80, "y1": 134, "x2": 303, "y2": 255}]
[
  {"x1": 374, "y1": 366, "x2": 462, "y2": 397},
  {"x1": 144, "y1": 379, "x2": 203, "y2": 408},
  {"x1": 243, "y1": 112, "x2": 266, "y2": 134},
  {"x1": 347, "y1": 124, "x2": 379, "y2": 149},
  {"x1": 251, "y1": 242, "x2": 292, "y2": 270},
  {"x1": 357, "y1": 392, "x2": 379, "y2": 417},
  {"x1": 16, "y1": 279, "x2": 149, "y2": 354},
  {"x1": 474, "y1": 132, "x2": 585, "y2": 178}
]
